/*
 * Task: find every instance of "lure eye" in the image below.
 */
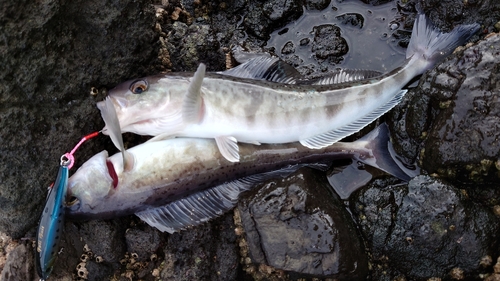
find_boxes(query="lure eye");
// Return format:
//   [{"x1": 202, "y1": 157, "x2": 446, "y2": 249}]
[
  {"x1": 129, "y1": 79, "x2": 149, "y2": 94},
  {"x1": 66, "y1": 196, "x2": 80, "y2": 212}
]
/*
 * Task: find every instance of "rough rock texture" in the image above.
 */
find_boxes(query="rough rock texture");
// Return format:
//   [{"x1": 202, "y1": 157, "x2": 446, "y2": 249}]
[
  {"x1": 389, "y1": 33, "x2": 500, "y2": 184},
  {"x1": 238, "y1": 168, "x2": 368, "y2": 279},
  {"x1": 0, "y1": 243, "x2": 34, "y2": 281},
  {"x1": 0, "y1": 0, "x2": 160, "y2": 238},
  {"x1": 124, "y1": 226, "x2": 162, "y2": 262},
  {"x1": 160, "y1": 213, "x2": 241, "y2": 281},
  {"x1": 1, "y1": 0, "x2": 500, "y2": 280},
  {"x1": 352, "y1": 176, "x2": 500, "y2": 280}
]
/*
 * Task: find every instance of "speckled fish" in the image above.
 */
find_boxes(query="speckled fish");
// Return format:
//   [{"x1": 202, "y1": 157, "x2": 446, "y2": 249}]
[
  {"x1": 97, "y1": 14, "x2": 478, "y2": 163},
  {"x1": 66, "y1": 123, "x2": 416, "y2": 233},
  {"x1": 35, "y1": 158, "x2": 69, "y2": 281}
]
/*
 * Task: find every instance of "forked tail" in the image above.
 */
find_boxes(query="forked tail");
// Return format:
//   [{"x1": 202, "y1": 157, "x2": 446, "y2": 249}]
[{"x1": 406, "y1": 13, "x2": 480, "y2": 69}]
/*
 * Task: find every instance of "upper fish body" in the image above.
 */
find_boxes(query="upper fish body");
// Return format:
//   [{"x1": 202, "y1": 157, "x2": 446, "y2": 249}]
[
  {"x1": 98, "y1": 14, "x2": 479, "y2": 162},
  {"x1": 66, "y1": 123, "x2": 416, "y2": 233}
]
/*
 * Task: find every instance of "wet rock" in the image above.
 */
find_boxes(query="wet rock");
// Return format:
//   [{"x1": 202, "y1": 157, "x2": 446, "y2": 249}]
[
  {"x1": 43, "y1": 220, "x2": 129, "y2": 280},
  {"x1": 267, "y1": 0, "x2": 413, "y2": 74},
  {"x1": 166, "y1": 22, "x2": 225, "y2": 71},
  {"x1": 390, "y1": 33, "x2": 500, "y2": 184},
  {"x1": 160, "y1": 213, "x2": 240, "y2": 281},
  {"x1": 238, "y1": 167, "x2": 368, "y2": 279},
  {"x1": 305, "y1": 0, "x2": 331, "y2": 11},
  {"x1": 311, "y1": 24, "x2": 348, "y2": 63},
  {"x1": 244, "y1": 4, "x2": 275, "y2": 39},
  {"x1": 244, "y1": 0, "x2": 303, "y2": 39},
  {"x1": 281, "y1": 41, "x2": 295, "y2": 54},
  {"x1": 421, "y1": 33, "x2": 500, "y2": 183},
  {"x1": 0, "y1": 243, "x2": 34, "y2": 281},
  {"x1": 360, "y1": 0, "x2": 393, "y2": 5},
  {"x1": 76, "y1": 220, "x2": 127, "y2": 268},
  {"x1": 263, "y1": 0, "x2": 302, "y2": 21},
  {"x1": 125, "y1": 227, "x2": 162, "y2": 262},
  {"x1": 336, "y1": 13, "x2": 365, "y2": 29},
  {"x1": 352, "y1": 175, "x2": 500, "y2": 280}
]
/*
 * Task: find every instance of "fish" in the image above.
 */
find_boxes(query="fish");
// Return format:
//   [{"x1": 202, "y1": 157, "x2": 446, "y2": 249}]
[
  {"x1": 97, "y1": 14, "x2": 479, "y2": 163},
  {"x1": 35, "y1": 160, "x2": 69, "y2": 281},
  {"x1": 66, "y1": 123, "x2": 418, "y2": 233}
]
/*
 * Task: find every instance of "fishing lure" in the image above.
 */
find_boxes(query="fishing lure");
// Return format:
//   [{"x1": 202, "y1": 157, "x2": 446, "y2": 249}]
[
  {"x1": 35, "y1": 132, "x2": 98, "y2": 280},
  {"x1": 35, "y1": 155, "x2": 69, "y2": 281}
]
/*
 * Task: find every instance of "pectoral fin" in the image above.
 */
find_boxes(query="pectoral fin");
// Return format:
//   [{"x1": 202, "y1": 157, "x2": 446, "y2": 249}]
[
  {"x1": 300, "y1": 90, "x2": 407, "y2": 149},
  {"x1": 183, "y1": 63, "x2": 206, "y2": 124},
  {"x1": 215, "y1": 136, "x2": 240, "y2": 162}
]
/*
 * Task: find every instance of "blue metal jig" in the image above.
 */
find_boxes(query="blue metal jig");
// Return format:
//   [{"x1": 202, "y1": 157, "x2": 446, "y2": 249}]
[{"x1": 35, "y1": 155, "x2": 70, "y2": 281}]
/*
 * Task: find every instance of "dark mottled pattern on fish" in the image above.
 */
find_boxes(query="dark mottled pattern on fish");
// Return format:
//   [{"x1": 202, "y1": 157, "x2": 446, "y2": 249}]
[{"x1": 67, "y1": 137, "x2": 368, "y2": 220}]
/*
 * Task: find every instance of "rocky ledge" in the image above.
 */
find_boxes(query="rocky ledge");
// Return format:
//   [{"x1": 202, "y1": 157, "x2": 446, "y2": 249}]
[{"x1": 1, "y1": 0, "x2": 499, "y2": 280}]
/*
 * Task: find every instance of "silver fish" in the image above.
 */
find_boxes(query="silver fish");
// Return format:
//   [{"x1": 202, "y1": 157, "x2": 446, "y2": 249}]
[
  {"x1": 35, "y1": 157, "x2": 69, "y2": 281},
  {"x1": 66, "y1": 124, "x2": 417, "y2": 233},
  {"x1": 97, "y1": 14, "x2": 479, "y2": 162}
]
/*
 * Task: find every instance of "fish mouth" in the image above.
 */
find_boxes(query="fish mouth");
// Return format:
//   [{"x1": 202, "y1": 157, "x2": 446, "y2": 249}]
[{"x1": 97, "y1": 96, "x2": 128, "y2": 114}]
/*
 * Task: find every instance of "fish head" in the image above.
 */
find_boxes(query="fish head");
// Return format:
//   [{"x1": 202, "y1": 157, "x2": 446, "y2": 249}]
[
  {"x1": 97, "y1": 74, "x2": 188, "y2": 135},
  {"x1": 66, "y1": 151, "x2": 116, "y2": 219}
]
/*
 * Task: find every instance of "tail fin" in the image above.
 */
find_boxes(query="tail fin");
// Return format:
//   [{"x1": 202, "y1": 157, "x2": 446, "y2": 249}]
[
  {"x1": 406, "y1": 13, "x2": 480, "y2": 67},
  {"x1": 327, "y1": 123, "x2": 419, "y2": 199},
  {"x1": 355, "y1": 123, "x2": 419, "y2": 181}
]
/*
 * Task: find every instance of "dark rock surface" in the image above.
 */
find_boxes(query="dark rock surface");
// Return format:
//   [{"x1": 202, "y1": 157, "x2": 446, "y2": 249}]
[
  {"x1": 238, "y1": 167, "x2": 368, "y2": 279},
  {"x1": 160, "y1": 213, "x2": 241, "y2": 281},
  {"x1": 352, "y1": 175, "x2": 500, "y2": 280},
  {"x1": 1, "y1": 0, "x2": 499, "y2": 280},
  {"x1": 0, "y1": 243, "x2": 34, "y2": 281},
  {"x1": 389, "y1": 33, "x2": 500, "y2": 184},
  {"x1": 311, "y1": 24, "x2": 348, "y2": 63},
  {"x1": 0, "y1": 0, "x2": 160, "y2": 239}
]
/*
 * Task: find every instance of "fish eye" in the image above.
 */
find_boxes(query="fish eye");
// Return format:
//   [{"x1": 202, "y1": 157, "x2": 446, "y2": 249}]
[{"x1": 129, "y1": 79, "x2": 149, "y2": 94}]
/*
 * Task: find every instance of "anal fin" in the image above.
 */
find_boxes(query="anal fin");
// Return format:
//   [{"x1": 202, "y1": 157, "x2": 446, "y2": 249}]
[
  {"x1": 215, "y1": 136, "x2": 240, "y2": 162},
  {"x1": 300, "y1": 90, "x2": 407, "y2": 149},
  {"x1": 135, "y1": 165, "x2": 306, "y2": 233}
]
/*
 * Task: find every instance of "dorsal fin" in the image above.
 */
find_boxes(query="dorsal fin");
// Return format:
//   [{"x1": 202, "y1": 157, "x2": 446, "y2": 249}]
[
  {"x1": 219, "y1": 56, "x2": 303, "y2": 84},
  {"x1": 182, "y1": 63, "x2": 206, "y2": 124}
]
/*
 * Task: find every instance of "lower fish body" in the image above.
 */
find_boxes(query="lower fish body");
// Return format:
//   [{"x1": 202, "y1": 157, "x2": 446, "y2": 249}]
[
  {"x1": 97, "y1": 14, "x2": 479, "y2": 162},
  {"x1": 66, "y1": 124, "x2": 417, "y2": 233}
]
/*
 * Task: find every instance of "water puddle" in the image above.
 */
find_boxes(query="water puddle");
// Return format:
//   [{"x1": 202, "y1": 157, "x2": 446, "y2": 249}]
[{"x1": 266, "y1": 0, "x2": 410, "y2": 73}]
